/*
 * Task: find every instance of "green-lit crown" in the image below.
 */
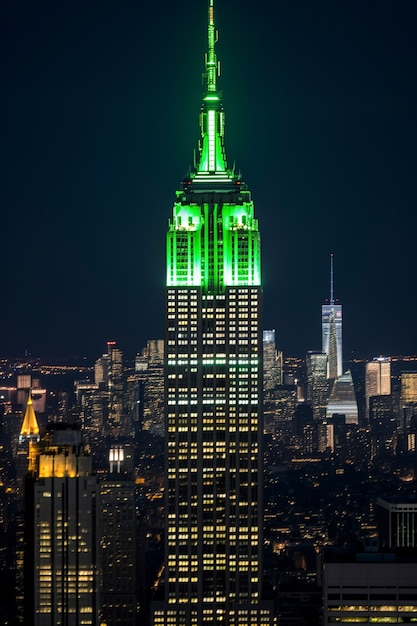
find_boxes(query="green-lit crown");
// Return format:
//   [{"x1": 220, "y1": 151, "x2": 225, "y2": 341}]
[{"x1": 166, "y1": 0, "x2": 261, "y2": 292}]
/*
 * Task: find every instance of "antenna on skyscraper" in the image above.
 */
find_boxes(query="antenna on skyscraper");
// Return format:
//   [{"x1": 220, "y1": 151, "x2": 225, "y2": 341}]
[
  {"x1": 330, "y1": 253, "x2": 334, "y2": 305},
  {"x1": 206, "y1": 0, "x2": 218, "y2": 93}
]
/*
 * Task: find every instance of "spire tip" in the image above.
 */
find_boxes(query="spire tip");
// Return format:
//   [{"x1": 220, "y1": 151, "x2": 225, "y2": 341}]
[{"x1": 330, "y1": 253, "x2": 334, "y2": 305}]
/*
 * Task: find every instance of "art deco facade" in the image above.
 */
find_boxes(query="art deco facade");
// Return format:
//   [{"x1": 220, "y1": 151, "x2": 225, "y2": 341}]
[
  {"x1": 25, "y1": 424, "x2": 100, "y2": 626},
  {"x1": 153, "y1": 1, "x2": 271, "y2": 624}
]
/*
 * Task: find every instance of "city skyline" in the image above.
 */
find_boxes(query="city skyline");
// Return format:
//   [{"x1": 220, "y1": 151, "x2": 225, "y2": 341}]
[{"x1": 2, "y1": 0, "x2": 417, "y2": 359}]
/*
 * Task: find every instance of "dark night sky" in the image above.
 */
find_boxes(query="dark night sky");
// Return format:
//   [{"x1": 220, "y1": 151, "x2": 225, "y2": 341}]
[{"x1": 1, "y1": 0, "x2": 417, "y2": 360}]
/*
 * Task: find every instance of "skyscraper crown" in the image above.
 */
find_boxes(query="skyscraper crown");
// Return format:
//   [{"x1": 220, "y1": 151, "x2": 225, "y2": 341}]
[
  {"x1": 20, "y1": 391, "x2": 40, "y2": 439},
  {"x1": 185, "y1": 0, "x2": 238, "y2": 187}
]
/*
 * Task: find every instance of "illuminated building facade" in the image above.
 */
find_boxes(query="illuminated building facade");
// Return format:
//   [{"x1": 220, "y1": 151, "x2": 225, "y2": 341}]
[
  {"x1": 263, "y1": 330, "x2": 284, "y2": 433},
  {"x1": 401, "y1": 371, "x2": 417, "y2": 406},
  {"x1": 86, "y1": 342, "x2": 128, "y2": 436},
  {"x1": 25, "y1": 424, "x2": 100, "y2": 626},
  {"x1": 19, "y1": 391, "x2": 40, "y2": 445},
  {"x1": 14, "y1": 393, "x2": 42, "y2": 623},
  {"x1": 106, "y1": 341, "x2": 124, "y2": 431},
  {"x1": 306, "y1": 351, "x2": 328, "y2": 420},
  {"x1": 263, "y1": 330, "x2": 283, "y2": 392},
  {"x1": 326, "y1": 370, "x2": 358, "y2": 424},
  {"x1": 137, "y1": 339, "x2": 165, "y2": 435},
  {"x1": 153, "y1": 2, "x2": 271, "y2": 624},
  {"x1": 322, "y1": 255, "x2": 343, "y2": 380},
  {"x1": 365, "y1": 357, "x2": 391, "y2": 419},
  {"x1": 323, "y1": 551, "x2": 417, "y2": 624}
]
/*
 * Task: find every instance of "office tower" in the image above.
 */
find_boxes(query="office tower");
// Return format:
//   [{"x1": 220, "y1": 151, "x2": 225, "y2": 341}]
[
  {"x1": 95, "y1": 355, "x2": 109, "y2": 385},
  {"x1": 263, "y1": 330, "x2": 284, "y2": 433},
  {"x1": 100, "y1": 447, "x2": 136, "y2": 626},
  {"x1": 318, "y1": 421, "x2": 334, "y2": 453},
  {"x1": 137, "y1": 339, "x2": 165, "y2": 435},
  {"x1": 75, "y1": 381, "x2": 102, "y2": 431},
  {"x1": 368, "y1": 391, "x2": 396, "y2": 457},
  {"x1": 322, "y1": 254, "x2": 343, "y2": 380},
  {"x1": 306, "y1": 351, "x2": 328, "y2": 420},
  {"x1": 92, "y1": 342, "x2": 127, "y2": 435},
  {"x1": 133, "y1": 340, "x2": 162, "y2": 434},
  {"x1": 365, "y1": 357, "x2": 391, "y2": 419},
  {"x1": 273, "y1": 386, "x2": 297, "y2": 422},
  {"x1": 377, "y1": 496, "x2": 417, "y2": 549},
  {"x1": 16, "y1": 375, "x2": 47, "y2": 416},
  {"x1": 153, "y1": 2, "x2": 271, "y2": 624},
  {"x1": 369, "y1": 394, "x2": 395, "y2": 425},
  {"x1": 401, "y1": 371, "x2": 417, "y2": 406},
  {"x1": 263, "y1": 330, "x2": 283, "y2": 391},
  {"x1": 326, "y1": 370, "x2": 358, "y2": 424},
  {"x1": 17, "y1": 374, "x2": 32, "y2": 409},
  {"x1": 368, "y1": 393, "x2": 397, "y2": 456},
  {"x1": 125, "y1": 374, "x2": 144, "y2": 434},
  {"x1": 400, "y1": 372, "x2": 417, "y2": 434},
  {"x1": 30, "y1": 382, "x2": 47, "y2": 415},
  {"x1": 24, "y1": 424, "x2": 101, "y2": 626},
  {"x1": 322, "y1": 549, "x2": 417, "y2": 625},
  {"x1": 107, "y1": 341, "x2": 124, "y2": 430}
]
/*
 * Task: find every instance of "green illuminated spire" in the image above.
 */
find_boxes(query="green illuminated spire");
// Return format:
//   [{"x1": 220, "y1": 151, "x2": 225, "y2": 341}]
[
  {"x1": 196, "y1": 0, "x2": 228, "y2": 175},
  {"x1": 166, "y1": 0, "x2": 261, "y2": 292},
  {"x1": 206, "y1": 0, "x2": 218, "y2": 93}
]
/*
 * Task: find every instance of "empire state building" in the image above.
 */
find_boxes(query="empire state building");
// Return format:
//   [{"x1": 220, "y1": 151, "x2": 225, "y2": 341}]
[{"x1": 152, "y1": 2, "x2": 272, "y2": 625}]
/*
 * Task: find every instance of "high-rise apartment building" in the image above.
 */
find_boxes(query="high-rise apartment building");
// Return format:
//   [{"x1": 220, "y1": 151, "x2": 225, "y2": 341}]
[
  {"x1": 322, "y1": 254, "x2": 343, "y2": 380},
  {"x1": 365, "y1": 357, "x2": 391, "y2": 419},
  {"x1": 153, "y1": 2, "x2": 271, "y2": 624},
  {"x1": 24, "y1": 424, "x2": 101, "y2": 626}
]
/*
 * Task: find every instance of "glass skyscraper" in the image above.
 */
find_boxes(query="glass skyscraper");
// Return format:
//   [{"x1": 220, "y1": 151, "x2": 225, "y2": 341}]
[
  {"x1": 306, "y1": 350, "x2": 328, "y2": 420},
  {"x1": 322, "y1": 254, "x2": 343, "y2": 379},
  {"x1": 153, "y1": 1, "x2": 271, "y2": 624},
  {"x1": 365, "y1": 356, "x2": 391, "y2": 419}
]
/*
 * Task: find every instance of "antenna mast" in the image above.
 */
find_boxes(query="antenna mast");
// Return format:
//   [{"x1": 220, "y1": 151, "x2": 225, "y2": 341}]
[
  {"x1": 206, "y1": 0, "x2": 218, "y2": 93},
  {"x1": 330, "y1": 253, "x2": 334, "y2": 305}
]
